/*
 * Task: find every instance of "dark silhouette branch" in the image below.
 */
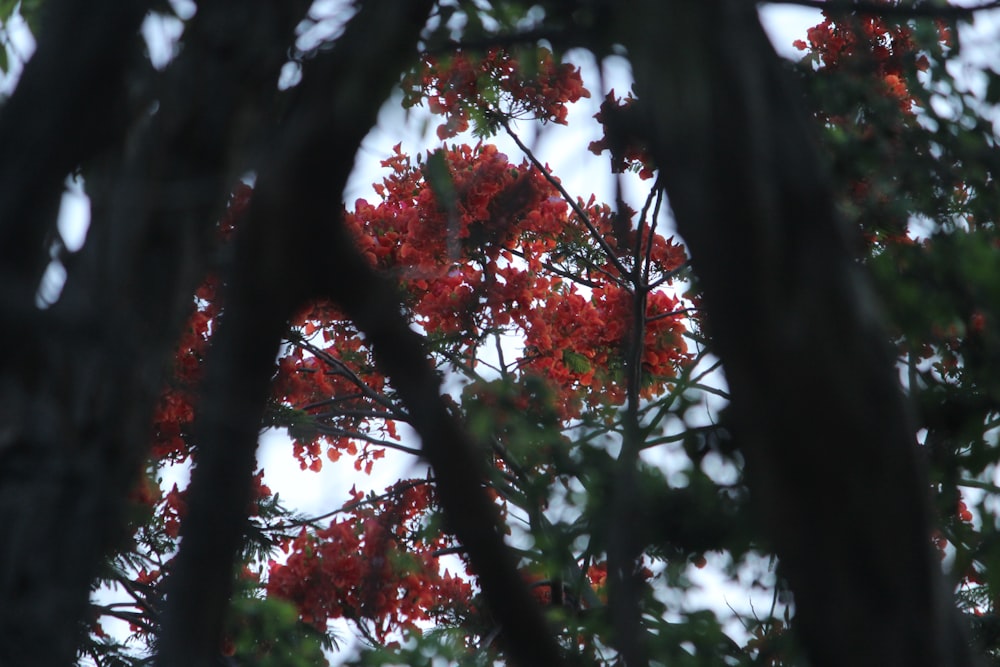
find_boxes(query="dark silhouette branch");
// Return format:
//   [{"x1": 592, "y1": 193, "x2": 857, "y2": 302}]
[
  {"x1": 156, "y1": 1, "x2": 435, "y2": 665},
  {"x1": 761, "y1": 0, "x2": 1000, "y2": 18}
]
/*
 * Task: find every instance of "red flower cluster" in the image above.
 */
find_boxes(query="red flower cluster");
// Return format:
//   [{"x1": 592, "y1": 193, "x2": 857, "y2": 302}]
[
  {"x1": 588, "y1": 90, "x2": 655, "y2": 180},
  {"x1": 793, "y1": 12, "x2": 932, "y2": 113},
  {"x1": 342, "y1": 144, "x2": 689, "y2": 420},
  {"x1": 265, "y1": 482, "x2": 473, "y2": 638},
  {"x1": 518, "y1": 284, "x2": 687, "y2": 414},
  {"x1": 403, "y1": 46, "x2": 590, "y2": 139},
  {"x1": 792, "y1": 11, "x2": 956, "y2": 251}
]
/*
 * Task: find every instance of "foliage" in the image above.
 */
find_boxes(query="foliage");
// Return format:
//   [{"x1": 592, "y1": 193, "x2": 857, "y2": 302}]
[
  {"x1": 792, "y1": 5, "x2": 1000, "y2": 663},
  {"x1": 10, "y1": 1, "x2": 1000, "y2": 666}
]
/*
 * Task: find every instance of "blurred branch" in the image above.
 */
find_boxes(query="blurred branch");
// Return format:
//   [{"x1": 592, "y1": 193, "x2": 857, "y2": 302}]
[
  {"x1": 157, "y1": 1, "x2": 433, "y2": 665},
  {"x1": 761, "y1": 0, "x2": 1000, "y2": 17}
]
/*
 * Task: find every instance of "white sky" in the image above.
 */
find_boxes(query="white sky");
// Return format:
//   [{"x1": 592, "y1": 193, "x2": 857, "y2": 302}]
[
  {"x1": 258, "y1": 6, "x2": 824, "y2": 657},
  {"x1": 261, "y1": 2, "x2": 831, "y2": 538}
]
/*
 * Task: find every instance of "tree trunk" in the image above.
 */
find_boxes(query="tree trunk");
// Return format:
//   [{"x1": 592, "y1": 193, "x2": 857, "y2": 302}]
[{"x1": 620, "y1": 2, "x2": 976, "y2": 666}]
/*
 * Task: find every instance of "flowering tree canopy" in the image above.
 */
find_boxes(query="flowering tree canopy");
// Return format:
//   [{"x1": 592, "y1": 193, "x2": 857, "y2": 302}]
[{"x1": 2, "y1": 1, "x2": 1000, "y2": 667}]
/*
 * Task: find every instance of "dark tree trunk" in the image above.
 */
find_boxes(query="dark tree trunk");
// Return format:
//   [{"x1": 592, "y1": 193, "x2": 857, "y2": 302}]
[
  {"x1": 0, "y1": 1, "x2": 308, "y2": 664},
  {"x1": 619, "y1": 2, "x2": 977, "y2": 667}
]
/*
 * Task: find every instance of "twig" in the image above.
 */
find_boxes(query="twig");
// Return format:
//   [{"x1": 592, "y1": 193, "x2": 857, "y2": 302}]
[
  {"x1": 956, "y1": 478, "x2": 1000, "y2": 494},
  {"x1": 268, "y1": 478, "x2": 433, "y2": 530},
  {"x1": 641, "y1": 180, "x2": 664, "y2": 287},
  {"x1": 289, "y1": 336, "x2": 402, "y2": 414},
  {"x1": 646, "y1": 306, "x2": 700, "y2": 323},
  {"x1": 505, "y1": 246, "x2": 606, "y2": 289},
  {"x1": 312, "y1": 424, "x2": 423, "y2": 456},
  {"x1": 500, "y1": 117, "x2": 633, "y2": 280},
  {"x1": 646, "y1": 262, "x2": 690, "y2": 291}
]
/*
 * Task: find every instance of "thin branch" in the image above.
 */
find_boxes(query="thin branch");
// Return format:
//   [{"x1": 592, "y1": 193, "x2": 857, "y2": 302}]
[
  {"x1": 436, "y1": 345, "x2": 495, "y2": 380},
  {"x1": 494, "y1": 330, "x2": 510, "y2": 379},
  {"x1": 640, "y1": 180, "x2": 664, "y2": 288},
  {"x1": 313, "y1": 424, "x2": 423, "y2": 456},
  {"x1": 982, "y1": 413, "x2": 1000, "y2": 432},
  {"x1": 646, "y1": 262, "x2": 690, "y2": 291},
  {"x1": 489, "y1": 436, "x2": 531, "y2": 482},
  {"x1": 760, "y1": 0, "x2": 1000, "y2": 18},
  {"x1": 431, "y1": 545, "x2": 468, "y2": 557},
  {"x1": 956, "y1": 478, "x2": 1000, "y2": 494},
  {"x1": 686, "y1": 381, "x2": 731, "y2": 400},
  {"x1": 268, "y1": 479, "x2": 433, "y2": 530},
  {"x1": 94, "y1": 607, "x2": 156, "y2": 633},
  {"x1": 500, "y1": 117, "x2": 633, "y2": 280},
  {"x1": 311, "y1": 408, "x2": 405, "y2": 422},
  {"x1": 506, "y1": 246, "x2": 606, "y2": 288},
  {"x1": 646, "y1": 306, "x2": 700, "y2": 324},
  {"x1": 686, "y1": 354, "x2": 726, "y2": 388},
  {"x1": 641, "y1": 423, "x2": 729, "y2": 449},
  {"x1": 290, "y1": 336, "x2": 402, "y2": 414},
  {"x1": 639, "y1": 346, "x2": 720, "y2": 437}
]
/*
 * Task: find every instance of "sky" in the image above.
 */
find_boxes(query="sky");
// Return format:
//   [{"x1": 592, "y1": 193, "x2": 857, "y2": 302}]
[
  {"x1": 280, "y1": 0, "x2": 825, "y2": 542},
  {"x1": 234, "y1": 0, "x2": 828, "y2": 544},
  {"x1": 256, "y1": 3, "x2": 826, "y2": 655}
]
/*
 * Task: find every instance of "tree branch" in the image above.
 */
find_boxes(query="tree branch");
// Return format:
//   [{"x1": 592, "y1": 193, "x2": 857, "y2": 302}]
[
  {"x1": 501, "y1": 118, "x2": 633, "y2": 282},
  {"x1": 760, "y1": 0, "x2": 1000, "y2": 18},
  {"x1": 0, "y1": 0, "x2": 149, "y2": 324},
  {"x1": 156, "y1": 0, "x2": 433, "y2": 661}
]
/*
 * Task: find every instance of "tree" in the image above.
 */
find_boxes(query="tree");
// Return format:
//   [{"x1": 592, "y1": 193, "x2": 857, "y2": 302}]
[{"x1": 1, "y1": 1, "x2": 1000, "y2": 667}]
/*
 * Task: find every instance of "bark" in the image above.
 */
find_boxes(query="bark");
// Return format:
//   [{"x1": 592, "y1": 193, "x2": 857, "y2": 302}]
[{"x1": 619, "y1": 2, "x2": 977, "y2": 666}]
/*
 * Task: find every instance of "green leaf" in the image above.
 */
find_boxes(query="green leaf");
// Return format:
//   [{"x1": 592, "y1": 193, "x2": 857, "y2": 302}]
[
  {"x1": 422, "y1": 148, "x2": 457, "y2": 211},
  {"x1": 562, "y1": 349, "x2": 591, "y2": 374},
  {"x1": 19, "y1": 0, "x2": 43, "y2": 37},
  {"x1": 0, "y1": 0, "x2": 19, "y2": 24}
]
